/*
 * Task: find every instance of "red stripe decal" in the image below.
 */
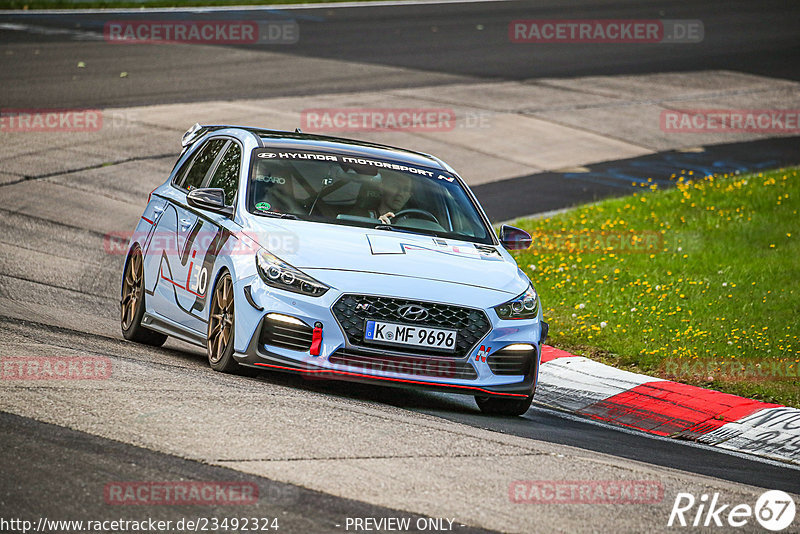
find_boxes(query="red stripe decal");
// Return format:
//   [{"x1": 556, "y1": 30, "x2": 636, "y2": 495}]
[
  {"x1": 141, "y1": 216, "x2": 154, "y2": 225},
  {"x1": 578, "y1": 380, "x2": 780, "y2": 437},
  {"x1": 159, "y1": 265, "x2": 203, "y2": 298},
  {"x1": 186, "y1": 262, "x2": 194, "y2": 289},
  {"x1": 251, "y1": 362, "x2": 528, "y2": 397}
]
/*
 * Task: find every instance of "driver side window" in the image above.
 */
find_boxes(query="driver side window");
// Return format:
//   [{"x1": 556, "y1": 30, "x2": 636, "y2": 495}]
[
  {"x1": 206, "y1": 142, "x2": 241, "y2": 206},
  {"x1": 174, "y1": 139, "x2": 226, "y2": 191}
]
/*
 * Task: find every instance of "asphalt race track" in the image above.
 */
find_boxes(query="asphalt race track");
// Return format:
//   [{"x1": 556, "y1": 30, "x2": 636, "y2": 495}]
[
  {"x1": 1, "y1": 0, "x2": 799, "y2": 107},
  {"x1": 1, "y1": 1, "x2": 800, "y2": 532},
  {"x1": 2, "y1": 412, "x2": 496, "y2": 534}
]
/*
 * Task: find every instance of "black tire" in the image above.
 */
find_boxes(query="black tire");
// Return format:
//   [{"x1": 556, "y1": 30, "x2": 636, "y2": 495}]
[
  {"x1": 121, "y1": 246, "x2": 168, "y2": 347},
  {"x1": 207, "y1": 272, "x2": 241, "y2": 373},
  {"x1": 475, "y1": 394, "x2": 534, "y2": 416}
]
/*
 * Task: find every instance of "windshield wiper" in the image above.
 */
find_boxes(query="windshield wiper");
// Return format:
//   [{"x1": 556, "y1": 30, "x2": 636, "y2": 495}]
[
  {"x1": 254, "y1": 210, "x2": 299, "y2": 220},
  {"x1": 374, "y1": 224, "x2": 438, "y2": 237}
]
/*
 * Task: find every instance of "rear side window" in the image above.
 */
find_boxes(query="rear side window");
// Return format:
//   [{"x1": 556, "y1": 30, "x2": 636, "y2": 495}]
[
  {"x1": 206, "y1": 142, "x2": 242, "y2": 206},
  {"x1": 175, "y1": 139, "x2": 227, "y2": 191}
]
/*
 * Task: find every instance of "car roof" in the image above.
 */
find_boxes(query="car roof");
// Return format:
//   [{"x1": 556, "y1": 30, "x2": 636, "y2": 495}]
[{"x1": 189, "y1": 125, "x2": 448, "y2": 172}]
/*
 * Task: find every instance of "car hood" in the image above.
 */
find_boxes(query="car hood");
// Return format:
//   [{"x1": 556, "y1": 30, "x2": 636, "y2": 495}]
[{"x1": 241, "y1": 218, "x2": 527, "y2": 296}]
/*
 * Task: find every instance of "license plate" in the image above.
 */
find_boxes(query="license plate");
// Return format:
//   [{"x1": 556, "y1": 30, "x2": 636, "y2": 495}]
[{"x1": 364, "y1": 320, "x2": 457, "y2": 352}]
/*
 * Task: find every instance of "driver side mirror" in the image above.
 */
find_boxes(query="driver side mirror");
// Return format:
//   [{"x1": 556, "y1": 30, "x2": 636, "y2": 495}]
[
  {"x1": 187, "y1": 188, "x2": 233, "y2": 217},
  {"x1": 499, "y1": 224, "x2": 532, "y2": 251}
]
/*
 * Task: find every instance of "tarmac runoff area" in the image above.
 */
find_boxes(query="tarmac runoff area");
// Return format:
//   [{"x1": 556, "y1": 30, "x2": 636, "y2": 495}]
[
  {"x1": 1, "y1": 69, "x2": 800, "y2": 533},
  {"x1": 2, "y1": 69, "x2": 799, "y2": 190}
]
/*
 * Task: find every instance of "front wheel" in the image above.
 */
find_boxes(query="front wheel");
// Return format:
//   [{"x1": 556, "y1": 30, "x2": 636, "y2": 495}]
[
  {"x1": 207, "y1": 272, "x2": 240, "y2": 373},
  {"x1": 475, "y1": 394, "x2": 534, "y2": 416}
]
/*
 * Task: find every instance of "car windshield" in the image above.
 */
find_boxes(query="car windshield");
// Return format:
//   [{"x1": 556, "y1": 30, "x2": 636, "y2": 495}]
[{"x1": 247, "y1": 149, "x2": 494, "y2": 244}]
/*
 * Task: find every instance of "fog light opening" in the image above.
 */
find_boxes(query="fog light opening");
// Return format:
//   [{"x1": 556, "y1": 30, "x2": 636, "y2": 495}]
[
  {"x1": 502, "y1": 343, "x2": 535, "y2": 352},
  {"x1": 265, "y1": 313, "x2": 306, "y2": 326}
]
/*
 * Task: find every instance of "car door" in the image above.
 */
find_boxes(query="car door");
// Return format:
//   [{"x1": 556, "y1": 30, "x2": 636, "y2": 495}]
[
  {"x1": 145, "y1": 137, "x2": 227, "y2": 332},
  {"x1": 174, "y1": 139, "x2": 244, "y2": 334}
]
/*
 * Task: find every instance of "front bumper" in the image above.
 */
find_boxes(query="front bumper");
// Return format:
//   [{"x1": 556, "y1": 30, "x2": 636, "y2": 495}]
[{"x1": 233, "y1": 278, "x2": 545, "y2": 398}]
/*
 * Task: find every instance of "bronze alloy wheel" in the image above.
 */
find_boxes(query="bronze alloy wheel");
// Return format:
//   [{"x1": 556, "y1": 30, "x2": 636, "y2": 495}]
[
  {"x1": 120, "y1": 247, "x2": 167, "y2": 346},
  {"x1": 121, "y1": 250, "x2": 143, "y2": 331},
  {"x1": 207, "y1": 273, "x2": 239, "y2": 372}
]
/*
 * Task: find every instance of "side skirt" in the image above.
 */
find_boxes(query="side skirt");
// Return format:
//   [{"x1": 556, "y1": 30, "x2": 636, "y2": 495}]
[{"x1": 141, "y1": 312, "x2": 206, "y2": 348}]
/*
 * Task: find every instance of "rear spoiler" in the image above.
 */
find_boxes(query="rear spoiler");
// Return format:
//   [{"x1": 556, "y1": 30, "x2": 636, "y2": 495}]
[
  {"x1": 181, "y1": 123, "x2": 229, "y2": 148},
  {"x1": 181, "y1": 123, "x2": 241, "y2": 148},
  {"x1": 181, "y1": 123, "x2": 205, "y2": 147},
  {"x1": 172, "y1": 124, "x2": 217, "y2": 172},
  {"x1": 179, "y1": 124, "x2": 234, "y2": 158}
]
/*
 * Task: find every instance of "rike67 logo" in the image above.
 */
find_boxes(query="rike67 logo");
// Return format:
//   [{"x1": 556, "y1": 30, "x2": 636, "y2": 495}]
[{"x1": 668, "y1": 490, "x2": 796, "y2": 531}]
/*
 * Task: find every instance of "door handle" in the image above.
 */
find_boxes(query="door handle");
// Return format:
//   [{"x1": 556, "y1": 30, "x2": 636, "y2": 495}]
[
  {"x1": 180, "y1": 218, "x2": 192, "y2": 230},
  {"x1": 153, "y1": 205, "x2": 165, "y2": 213}
]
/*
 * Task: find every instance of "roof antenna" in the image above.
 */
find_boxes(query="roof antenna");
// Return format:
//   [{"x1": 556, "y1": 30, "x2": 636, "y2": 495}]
[{"x1": 295, "y1": 127, "x2": 302, "y2": 133}]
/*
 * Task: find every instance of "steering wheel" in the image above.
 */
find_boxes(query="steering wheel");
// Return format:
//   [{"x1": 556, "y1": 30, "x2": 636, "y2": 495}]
[{"x1": 392, "y1": 208, "x2": 440, "y2": 225}]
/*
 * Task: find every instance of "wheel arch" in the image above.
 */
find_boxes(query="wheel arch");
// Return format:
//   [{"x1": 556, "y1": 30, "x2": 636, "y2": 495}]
[
  {"x1": 121, "y1": 242, "x2": 143, "y2": 298},
  {"x1": 209, "y1": 265, "x2": 232, "y2": 295},
  {"x1": 206, "y1": 264, "x2": 233, "y2": 322}
]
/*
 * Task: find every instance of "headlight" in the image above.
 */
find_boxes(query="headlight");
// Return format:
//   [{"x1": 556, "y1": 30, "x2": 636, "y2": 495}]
[
  {"x1": 256, "y1": 249, "x2": 329, "y2": 297},
  {"x1": 494, "y1": 284, "x2": 538, "y2": 320}
]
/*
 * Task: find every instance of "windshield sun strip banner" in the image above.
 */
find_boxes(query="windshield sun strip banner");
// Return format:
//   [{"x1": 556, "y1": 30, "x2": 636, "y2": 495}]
[{"x1": 253, "y1": 149, "x2": 456, "y2": 183}]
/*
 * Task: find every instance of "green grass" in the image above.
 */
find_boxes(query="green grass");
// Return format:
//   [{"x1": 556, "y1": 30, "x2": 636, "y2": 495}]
[
  {"x1": 511, "y1": 167, "x2": 800, "y2": 407},
  {"x1": 0, "y1": 0, "x2": 373, "y2": 9}
]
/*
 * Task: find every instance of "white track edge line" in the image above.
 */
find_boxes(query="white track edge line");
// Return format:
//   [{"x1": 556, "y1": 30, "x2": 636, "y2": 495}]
[{"x1": 0, "y1": 0, "x2": 515, "y2": 15}]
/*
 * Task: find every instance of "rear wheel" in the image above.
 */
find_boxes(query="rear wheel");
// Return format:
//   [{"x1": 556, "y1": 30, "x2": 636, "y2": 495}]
[
  {"x1": 121, "y1": 246, "x2": 167, "y2": 347},
  {"x1": 207, "y1": 272, "x2": 240, "y2": 373},
  {"x1": 475, "y1": 394, "x2": 534, "y2": 416}
]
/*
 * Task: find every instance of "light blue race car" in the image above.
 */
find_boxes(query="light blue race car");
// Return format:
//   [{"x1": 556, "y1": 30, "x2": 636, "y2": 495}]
[{"x1": 120, "y1": 124, "x2": 547, "y2": 415}]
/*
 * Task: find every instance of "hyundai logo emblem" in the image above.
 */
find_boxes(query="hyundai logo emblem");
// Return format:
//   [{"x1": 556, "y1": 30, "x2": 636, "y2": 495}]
[{"x1": 397, "y1": 304, "x2": 429, "y2": 322}]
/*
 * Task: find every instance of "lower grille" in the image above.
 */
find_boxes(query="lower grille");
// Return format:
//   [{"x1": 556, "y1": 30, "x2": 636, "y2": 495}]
[
  {"x1": 487, "y1": 347, "x2": 537, "y2": 376},
  {"x1": 260, "y1": 317, "x2": 313, "y2": 352},
  {"x1": 329, "y1": 348, "x2": 478, "y2": 380},
  {"x1": 332, "y1": 294, "x2": 491, "y2": 358}
]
